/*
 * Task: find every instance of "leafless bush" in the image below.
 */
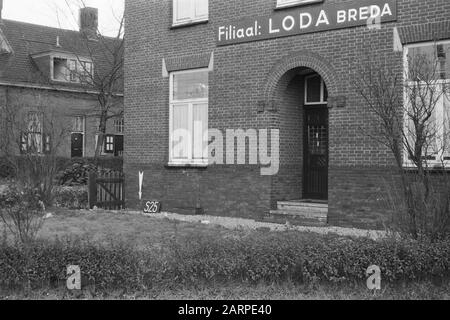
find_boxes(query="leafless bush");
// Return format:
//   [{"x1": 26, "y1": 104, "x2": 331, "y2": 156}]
[
  {"x1": 355, "y1": 44, "x2": 450, "y2": 241},
  {"x1": 0, "y1": 185, "x2": 46, "y2": 244}
]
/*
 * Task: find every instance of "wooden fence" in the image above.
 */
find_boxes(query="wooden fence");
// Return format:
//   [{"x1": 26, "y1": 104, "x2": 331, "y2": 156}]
[{"x1": 88, "y1": 171, "x2": 125, "y2": 210}]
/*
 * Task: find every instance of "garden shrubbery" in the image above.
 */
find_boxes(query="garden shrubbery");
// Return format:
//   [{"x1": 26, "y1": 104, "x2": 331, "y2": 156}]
[
  {"x1": 0, "y1": 185, "x2": 45, "y2": 244},
  {"x1": 53, "y1": 186, "x2": 89, "y2": 210},
  {"x1": 57, "y1": 157, "x2": 123, "y2": 186},
  {"x1": 0, "y1": 158, "x2": 15, "y2": 179},
  {"x1": 0, "y1": 232, "x2": 448, "y2": 292}
]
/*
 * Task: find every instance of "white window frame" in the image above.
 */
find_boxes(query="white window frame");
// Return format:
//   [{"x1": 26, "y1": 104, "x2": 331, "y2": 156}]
[
  {"x1": 169, "y1": 68, "x2": 209, "y2": 166},
  {"x1": 114, "y1": 117, "x2": 125, "y2": 135},
  {"x1": 173, "y1": 0, "x2": 209, "y2": 27},
  {"x1": 304, "y1": 74, "x2": 327, "y2": 105},
  {"x1": 276, "y1": 0, "x2": 323, "y2": 10},
  {"x1": 403, "y1": 40, "x2": 450, "y2": 168}
]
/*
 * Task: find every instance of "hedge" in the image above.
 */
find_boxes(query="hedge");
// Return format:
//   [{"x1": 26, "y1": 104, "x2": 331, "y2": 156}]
[
  {"x1": 0, "y1": 156, "x2": 123, "y2": 179},
  {"x1": 53, "y1": 186, "x2": 89, "y2": 209},
  {"x1": 0, "y1": 233, "x2": 449, "y2": 292}
]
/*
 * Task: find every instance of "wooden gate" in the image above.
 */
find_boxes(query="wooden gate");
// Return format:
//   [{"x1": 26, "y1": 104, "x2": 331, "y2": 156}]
[{"x1": 88, "y1": 171, "x2": 125, "y2": 210}]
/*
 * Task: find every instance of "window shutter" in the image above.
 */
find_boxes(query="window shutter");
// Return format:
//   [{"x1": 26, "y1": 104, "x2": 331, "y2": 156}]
[{"x1": 20, "y1": 132, "x2": 27, "y2": 154}]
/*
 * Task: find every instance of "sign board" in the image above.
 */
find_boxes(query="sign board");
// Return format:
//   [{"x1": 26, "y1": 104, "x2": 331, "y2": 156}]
[
  {"x1": 217, "y1": 0, "x2": 397, "y2": 46},
  {"x1": 143, "y1": 201, "x2": 162, "y2": 214}
]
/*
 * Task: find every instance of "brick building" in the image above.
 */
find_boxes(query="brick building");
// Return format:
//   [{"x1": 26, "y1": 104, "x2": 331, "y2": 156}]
[
  {"x1": 0, "y1": 2, "x2": 124, "y2": 159},
  {"x1": 124, "y1": 0, "x2": 450, "y2": 228}
]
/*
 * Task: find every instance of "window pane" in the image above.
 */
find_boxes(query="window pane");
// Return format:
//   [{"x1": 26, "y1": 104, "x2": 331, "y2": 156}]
[
  {"x1": 192, "y1": 103, "x2": 208, "y2": 160},
  {"x1": 306, "y1": 75, "x2": 321, "y2": 103},
  {"x1": 174, "y1": 0, "x2": 192, "y2": 23},
  {"x1": 73, "y1": 116, "x2": 84, "y2": 132},
  {"x1": 172, "y1": 104, "x2": 190, "y2": 160},
  {"x1": 194, "y1": 0, "x2": 208, "y2": 19},
  {"x1": 53, "y1": 58, "x2": 67, "y2": 81},
  {"x1": 173, "y1": 71, "x2": 208, "y2": 100},
  {"x1": 406, "y1": 85, "x2": 440, "y2": 159},
  {"x1": 408, "y1": 43, "x2": 450, "y2": 80}
]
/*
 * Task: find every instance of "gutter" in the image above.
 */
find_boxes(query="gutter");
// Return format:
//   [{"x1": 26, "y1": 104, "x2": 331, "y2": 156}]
[{"x1": 0, "y1": 80, "x2": 124, "y2": 97}]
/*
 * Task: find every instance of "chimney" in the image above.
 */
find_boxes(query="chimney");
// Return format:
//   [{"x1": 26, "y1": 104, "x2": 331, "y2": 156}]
[{"x1": 79, "y1": 7, "x2": 98, "y2": 40}]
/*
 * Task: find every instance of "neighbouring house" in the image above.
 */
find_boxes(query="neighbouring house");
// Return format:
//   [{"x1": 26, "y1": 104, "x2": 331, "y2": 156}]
[
  {"x1": 0, "y1": 1, "x2": 124, "y2": 160},
  {"x1": 124, "y1": 0, "x2": 449, "y2": 229}
]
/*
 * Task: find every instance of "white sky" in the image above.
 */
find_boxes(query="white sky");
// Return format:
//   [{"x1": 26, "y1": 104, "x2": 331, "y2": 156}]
[{"x1": 2, "y1": 0, "x2": 124, "y2": 37}]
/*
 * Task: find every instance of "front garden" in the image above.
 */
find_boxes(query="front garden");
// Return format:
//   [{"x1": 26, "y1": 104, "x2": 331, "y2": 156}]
[
  {"x1": 0, "y1": 209, "x2": 449, "y2": 300},
  {"x1": 0, "y1": 156, "x2": 449, "y2": 300}
]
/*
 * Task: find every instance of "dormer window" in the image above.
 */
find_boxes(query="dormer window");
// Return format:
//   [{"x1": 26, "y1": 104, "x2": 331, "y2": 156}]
[{"x1": 51, "y1": 55, "x2": 94, "y2": 84}]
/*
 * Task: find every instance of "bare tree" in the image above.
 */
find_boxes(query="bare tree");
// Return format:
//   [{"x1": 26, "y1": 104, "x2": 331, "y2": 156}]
[
  {"x1": 0, "y1": 89, "x2": 71, "y2": 243},
  {"x1": 354, "y1": 44, "x2": 450, "y2": 241},
  {"x1": 57, "y1": 0, "x2": 124, "y2": 158}
]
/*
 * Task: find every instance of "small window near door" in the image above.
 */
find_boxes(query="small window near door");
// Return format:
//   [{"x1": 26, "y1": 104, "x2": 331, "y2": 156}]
[
  {"x1": 305, "y1": 74, "x2": 328, "y2": 105},
  {"x1": 114, "y1": 117, "x2": 124, "y2": 134},
  {"x1": 73, "y1": 116, "x2": 85, "y2": 133},
  {"x1": 104, "y1": 135, "x2": 115, "y2": 154}
]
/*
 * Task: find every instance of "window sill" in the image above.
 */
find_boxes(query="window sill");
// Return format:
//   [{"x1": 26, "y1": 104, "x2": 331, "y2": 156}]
[
  {"x1": 402, "y1": 165, "x2": 450, "y2": 172},
  {"x1": 166, "y1": 162, "x2": 209, "y2": 169},
  {"x1": 171, "y1": 19, "x2": 209, "y2": 29},
  {"x1": 275, "y1": 0, "x2": 323, "y2": 10}
]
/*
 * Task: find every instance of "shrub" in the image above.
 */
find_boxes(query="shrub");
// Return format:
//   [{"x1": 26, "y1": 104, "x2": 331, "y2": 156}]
[
  {"x1": 57, "y1": 157, "x2": 123, "y2": 186},
  {"x1": 0, "y1": 232, "x2": 449, "y2": 292},
  {"x1": 53, "y1": 186, "x2": 89, "y2": 210},
  {"x1": 0, "y1": 158, "x2": 15, "y2": 179},
  {"x1": 0, "y1": 185, "x2": 45, "y2": 244}
]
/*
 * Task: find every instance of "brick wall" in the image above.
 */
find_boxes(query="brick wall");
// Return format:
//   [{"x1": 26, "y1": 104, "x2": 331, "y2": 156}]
[
  {"x1": 125, "y1": 0, "x2": 450, "y2": 227},
  {"x1": 0, "y1": 85, "x2": 123, "y2": 158}
]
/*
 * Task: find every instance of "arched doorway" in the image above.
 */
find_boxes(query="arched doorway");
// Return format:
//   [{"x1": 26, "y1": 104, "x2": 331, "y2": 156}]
[
  {"x1": 263, "y1": 51, "x2": 341, "y2": 207},
  {"x1": 270, "y1": 67, "x2": 329, "y2": 203},
  {"x1": 303, "y1": 72, "x2": 328, "y2": 200}
]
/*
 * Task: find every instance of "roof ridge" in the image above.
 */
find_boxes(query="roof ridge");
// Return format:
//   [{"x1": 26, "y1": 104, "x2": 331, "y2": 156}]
[
  {"x1": 2, "y1": 18, "x2": 79, "y2": 35},
  {"x1": 1, "y1": 19, "x2": 121, "y2": 40}
]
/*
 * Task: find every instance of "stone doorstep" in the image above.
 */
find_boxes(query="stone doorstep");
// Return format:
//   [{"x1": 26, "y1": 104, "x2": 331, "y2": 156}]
[
  {"x1": 277, "y1": 200, "x2": 328, "y2": 210},
  {"x1": 266, "y1": 200, "x2": 329, "y2": 227},
  {"x1": 270, "y1": 210, "x2": 327, "y2": 220}
]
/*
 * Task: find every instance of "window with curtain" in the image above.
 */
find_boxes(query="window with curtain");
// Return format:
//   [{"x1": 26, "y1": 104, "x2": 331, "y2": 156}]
[
  {"x1": 169, "y1": 68, "x2": 209, "y2": 165},
  {"x1": 173, "y1": 0, "x2": 208, "y2": 26},
  {"x1": 21, "y1": 112, "x2": 43, "y2": 154},
  {"x1": 404, "y1": 41, "x2": 450, "y2": 165}
]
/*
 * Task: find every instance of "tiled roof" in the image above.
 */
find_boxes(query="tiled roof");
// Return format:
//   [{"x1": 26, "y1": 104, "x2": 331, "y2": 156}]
[{"x1": 0, "y1": 19, "x2": 123, "y2": 92}]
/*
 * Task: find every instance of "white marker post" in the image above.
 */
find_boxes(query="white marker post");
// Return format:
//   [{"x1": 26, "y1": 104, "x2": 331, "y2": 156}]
[{"x1": 139, "y1": 171, "x2": 144, "y2": 200}]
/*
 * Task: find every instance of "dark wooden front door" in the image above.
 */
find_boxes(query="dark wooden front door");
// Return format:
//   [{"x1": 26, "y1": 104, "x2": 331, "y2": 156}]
[
  {"x1": 114, "y1": 135, "x2": 124, "y2": 157},
  {"x1": 304, "y1": 106, "x2": 328, "y2": 200},
  {"x1": 71, "y1": 133, "x2": 83, "y2": 158}
]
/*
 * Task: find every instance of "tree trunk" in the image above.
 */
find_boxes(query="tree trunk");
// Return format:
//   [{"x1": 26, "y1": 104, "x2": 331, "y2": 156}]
[{"x1": 95, "y1": 111, "x2": 108, "y2": 159}]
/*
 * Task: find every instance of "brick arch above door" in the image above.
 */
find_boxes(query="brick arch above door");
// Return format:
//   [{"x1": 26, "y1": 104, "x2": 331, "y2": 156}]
[{"x1": 263, "y1": 50, "x2": 346, "y2": 109}]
